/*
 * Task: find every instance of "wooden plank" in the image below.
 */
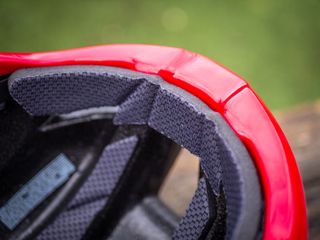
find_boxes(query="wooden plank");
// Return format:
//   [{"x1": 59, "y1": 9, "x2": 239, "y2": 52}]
[{"x1": 276, "y1": 100, "x2": 320, "y2": 239}]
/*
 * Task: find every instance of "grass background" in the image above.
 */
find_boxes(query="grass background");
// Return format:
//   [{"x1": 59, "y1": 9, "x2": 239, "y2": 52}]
[{"x1": 1, "y1": 0, "x2": 319, "y2": 110}]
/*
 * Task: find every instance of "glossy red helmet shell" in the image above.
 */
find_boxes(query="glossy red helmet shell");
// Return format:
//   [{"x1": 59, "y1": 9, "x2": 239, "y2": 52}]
[{"x1": 0, "y1": 45, "x2": 308, "y2": 239}]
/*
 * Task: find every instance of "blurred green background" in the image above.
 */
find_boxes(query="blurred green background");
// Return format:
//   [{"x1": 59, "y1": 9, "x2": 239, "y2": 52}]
[{"x1": 0, "y1": 0, "x2": 319, "y2": 110}]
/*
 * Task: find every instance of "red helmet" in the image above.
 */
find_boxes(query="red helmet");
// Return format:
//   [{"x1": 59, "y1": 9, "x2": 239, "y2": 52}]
[{"x1": 0, "y1": 45, "x2": 307, "y2": 240}]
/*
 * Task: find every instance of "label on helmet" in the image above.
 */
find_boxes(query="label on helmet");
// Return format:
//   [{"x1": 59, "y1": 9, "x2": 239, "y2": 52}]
[{"x1": 0, "y1": 154, "x2": 75, "y2": 230}]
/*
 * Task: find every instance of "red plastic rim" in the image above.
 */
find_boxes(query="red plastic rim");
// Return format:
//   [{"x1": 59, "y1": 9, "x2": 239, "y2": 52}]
[{"x1": 0, "y1": 44, "x2": 307, "y2": 240}]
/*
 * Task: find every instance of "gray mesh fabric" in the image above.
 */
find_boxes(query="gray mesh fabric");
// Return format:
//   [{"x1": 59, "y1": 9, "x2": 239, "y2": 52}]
[
  {"x1": 37, "y1": 199, "x2": 105, "y2": 240},
  {"x1": 199, "y1": 120, "x2": 223, "y2": 194},
  {"x1": 146, "y1": 87, "x2": 222, "y2": 192},
  {"x1": 172, "y1": 178, "x2": 210, "y2": 240},
  {"x1": 8, "y1": 66, "x2": 146, "y2": 115},
  {"x1": 68, "y1": 136, "x2": 138, "y2": 209},
  {"x1": 114, "y1": 81, "x2": 159, "y2": 124},
  {"x1": 37, "y1": 136, "x2": 138, "y2": 240},
  {"x1": 148, "y1": 88, "x2": 205, "y2": 157},
  {"x1": 9, "y1": 65, "x2": 263, "y2": 240}
]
